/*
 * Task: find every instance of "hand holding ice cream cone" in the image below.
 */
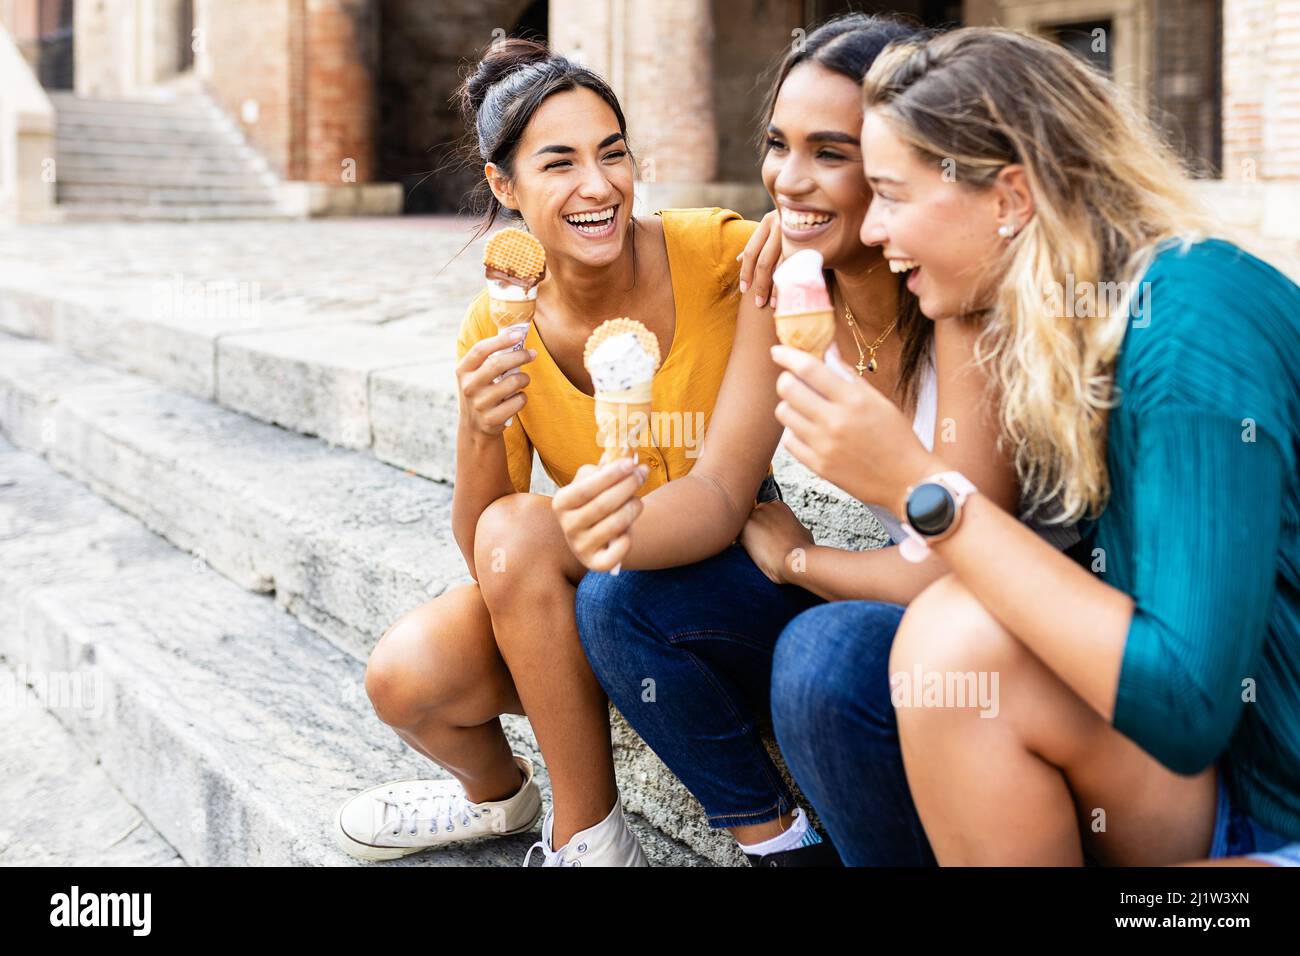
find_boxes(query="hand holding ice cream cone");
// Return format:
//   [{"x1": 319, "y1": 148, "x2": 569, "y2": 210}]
[
  {"x1": 552, "y1": 458, "x2": 649, "y2": 575},
  {"x1": 571, "y1": 317, "x2": 662, "y2": 574}
]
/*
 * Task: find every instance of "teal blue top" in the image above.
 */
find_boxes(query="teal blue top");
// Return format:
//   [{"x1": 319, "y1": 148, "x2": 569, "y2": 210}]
[{"x1": 1086, "y1": 238, "x2": 1300, "y2": 840}]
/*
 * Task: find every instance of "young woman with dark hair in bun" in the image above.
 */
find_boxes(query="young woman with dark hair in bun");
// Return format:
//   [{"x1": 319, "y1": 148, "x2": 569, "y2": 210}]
[{"x1": 334, "y1": 37, "x2": 781, "y2": 867}]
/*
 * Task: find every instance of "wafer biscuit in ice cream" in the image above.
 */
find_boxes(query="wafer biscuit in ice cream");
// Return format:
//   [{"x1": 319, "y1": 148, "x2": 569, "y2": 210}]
[{"x1": 484, "y1": 227, "x2": 546, "y2": 333}]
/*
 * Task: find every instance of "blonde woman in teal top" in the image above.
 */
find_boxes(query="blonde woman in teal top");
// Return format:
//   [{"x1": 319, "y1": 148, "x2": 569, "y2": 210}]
[{"x1": 768, "y1": 28, "x2": 1299, "y2": 865}]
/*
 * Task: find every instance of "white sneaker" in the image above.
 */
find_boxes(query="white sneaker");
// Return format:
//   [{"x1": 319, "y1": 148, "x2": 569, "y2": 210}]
[
  {"x1": 522, "y1": 790, "x2": 650, "y2": 867},
  {"x1": 335, "y1": 755, "x2": 542, "y2": 861}
]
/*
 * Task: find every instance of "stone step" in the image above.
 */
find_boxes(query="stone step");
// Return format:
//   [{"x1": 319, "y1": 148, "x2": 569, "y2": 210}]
[
  {"x1": 54, "y1": 166, "x2": 272, "y2": 190},
  {"x1": 54, "y1": 203, "x2": 291, "y2": 222},
  {"x1": 57, "y1": 184, "x2": 278, "y2": 205},
  {"x1": 0, "y1": 660, "x2": 184, "y2": 866},
  {"x1": 0, "y1": 332, "x2": 746, "y2": 863},
  {"x1": 0, "y1": 275, "x2": 886, "y2": 552},
  {"x1": 55, "y1": 123, "x2": 237, "y2": 147},
  {"x1": 47, "y1": 92, "x2": 211, "y2": 116},
  {"x1": 0, "y1": 332, "x2": 467, "y2": 662},
  {"x1": 49, "y1": 92, "x2": 280, "y2": 223},
  {"x1": 56, "y1": 140, "x2": 259, "y2": 165},
  {"x1": 0, "y1": 434, "x2": 708, "y2": 866},
  {"x1": 54, "y1": 108, "x2": 227, "y2": 134}
]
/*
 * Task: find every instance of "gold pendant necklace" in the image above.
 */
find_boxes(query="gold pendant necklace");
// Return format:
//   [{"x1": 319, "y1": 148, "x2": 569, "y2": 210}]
[{"x1": 833, "y1": 272, "x2": 896, "y2": 375}]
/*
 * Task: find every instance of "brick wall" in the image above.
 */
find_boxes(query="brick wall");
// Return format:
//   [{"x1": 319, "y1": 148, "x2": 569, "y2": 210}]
[
  {"x1": 624, "y1": 0, "x2": 718, "y2": 184},
  {"x1": 304, "y1": 0, "x2": 376, "y2": 183},
  {"x1": 197, "y1": 0, "x2": 295, "y2": 176},
  {"x1": 196, "y1": 0, "x2": 378, "y2": 183},
  {"x1": 550, "y1": 0, "x2": 800, "y2": 188},
  {"x1": 0, "y1": 0, "x2": 41, "y2": 45},
  {"x1": 1224, "y1": 0, "x2": 1300, "y2": 180}
]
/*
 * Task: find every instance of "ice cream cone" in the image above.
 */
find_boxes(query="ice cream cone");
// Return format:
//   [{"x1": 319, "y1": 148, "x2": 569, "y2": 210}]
[
  {"x1": 594, "y1": 381, "x2": 653, "y2": 464},
  {"x1": 483, "y1": 227, "x2": 545, "y2": 340},
  {"x1": 772, "y1": 249, "x2": 836, "y2": 358},
  {"x1": 488, "y1": 295, "x2": 536, "y2": 332},
  {"x1": 483, "y1": 226, "x2": 545, "y2": 376},
  {"x1": 584, "y1": 319, "x2": 660, "y2": 464},
  {"x1": 775, "y1": 308, "x2": 836, "y2": 357},
  {"x1": 583, "y1": 319, "x2": 661, "y2": 576}
]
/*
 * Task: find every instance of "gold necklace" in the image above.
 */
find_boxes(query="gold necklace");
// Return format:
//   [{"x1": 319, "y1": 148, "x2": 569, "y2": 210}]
[{"x1": 832, "y1": 272, "x2": 896, "y2": 375}]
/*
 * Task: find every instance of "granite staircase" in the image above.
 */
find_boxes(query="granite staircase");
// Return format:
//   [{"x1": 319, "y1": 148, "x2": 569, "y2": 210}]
[{"x1": 0, "y1": 218, "x2": 887, "y2": 866}]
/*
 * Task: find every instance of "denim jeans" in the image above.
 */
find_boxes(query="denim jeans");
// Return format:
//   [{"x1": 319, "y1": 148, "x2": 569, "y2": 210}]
[
  {"x1": 771, "y1": 600, "x2": 937, "y2": 865},
  {"x1": 1210, "y1": 770, "x2": 1300, "y2": 865},
  {"x1": 575, "y1": 543, "x2": 935, "y2": 864}
]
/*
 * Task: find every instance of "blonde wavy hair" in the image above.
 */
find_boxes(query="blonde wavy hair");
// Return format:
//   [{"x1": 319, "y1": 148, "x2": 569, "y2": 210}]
[{"x1": 862, "y1": 27, "x2": 1217, "y2": 524}]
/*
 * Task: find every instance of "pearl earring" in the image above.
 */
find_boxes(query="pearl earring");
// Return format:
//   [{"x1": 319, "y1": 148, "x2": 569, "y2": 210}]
[{"x1": 997, "y1": 222, "x2": 1018, "y2": 239}]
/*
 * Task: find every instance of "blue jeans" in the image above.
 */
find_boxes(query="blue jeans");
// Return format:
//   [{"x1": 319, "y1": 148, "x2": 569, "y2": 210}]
[
  {"x1": 771, "y1": 600, "x2": 937, "y2": 866},
  {"x1": 1210, "y1": 771, "x2": 1300, "y2": 865},
  {"x1": 575, "y1": 543, "x2": 934, "y2": 863}
]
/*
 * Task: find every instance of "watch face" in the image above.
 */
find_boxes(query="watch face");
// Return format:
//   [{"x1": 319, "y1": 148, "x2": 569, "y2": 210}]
[{"x1": 906, "y1": 482, "x2": 956, "y2": 537}]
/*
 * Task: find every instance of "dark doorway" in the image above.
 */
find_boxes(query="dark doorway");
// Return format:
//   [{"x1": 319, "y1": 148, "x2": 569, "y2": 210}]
[
  {"x1": 36, "y1": 0, "x2": 74, "y2": 90},
  {"x1": 1150, "y1": 0, "x2": 1222, "y2": 177},
  {"x1": 179, "y1": 0, "x2": 196, "y2": 73},
  {"x1": 375, "y1": 0, "x2": 549, "y2": 214}
]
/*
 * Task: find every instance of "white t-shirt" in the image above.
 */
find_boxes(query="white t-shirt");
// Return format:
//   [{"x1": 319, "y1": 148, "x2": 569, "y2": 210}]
[{"x1": 865, "y1": 350, "x2": 1080, "y2": 551}]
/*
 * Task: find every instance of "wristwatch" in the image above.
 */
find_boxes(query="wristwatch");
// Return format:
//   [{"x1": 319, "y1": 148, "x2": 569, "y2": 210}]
[{"x1": 898, "y1": 471, "x2": 978, "y2": 563}]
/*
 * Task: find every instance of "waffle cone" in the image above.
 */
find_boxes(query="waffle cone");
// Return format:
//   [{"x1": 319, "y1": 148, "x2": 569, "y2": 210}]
[
  {"x1": 774, "y1": 309, "x2": 836, "y2": 356},
  {"x1": 488, "y1": 296, "x2": 535, "y2": 330},
  {"x1": 595, "y1": 397, "x2": 653, "y2": 463}
]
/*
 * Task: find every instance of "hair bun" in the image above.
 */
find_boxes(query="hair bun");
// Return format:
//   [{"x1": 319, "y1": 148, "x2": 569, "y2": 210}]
[{"x1": 460, "y1": 37, "x2": 552, "y2": 124}]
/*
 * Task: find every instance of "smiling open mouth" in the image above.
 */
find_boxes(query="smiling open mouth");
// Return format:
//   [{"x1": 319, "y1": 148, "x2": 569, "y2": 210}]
[
  {"x1": 780, "y1": 207, "x2": 835, "y2": 232},
  {"x1": 563, "y1": 205, "x2": 618, "y2": 237},
  {"x1": 889, "y1": 258, "x2": 923, "y2": 292}
]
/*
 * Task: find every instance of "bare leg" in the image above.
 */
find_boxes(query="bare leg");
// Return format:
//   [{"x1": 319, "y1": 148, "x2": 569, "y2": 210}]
[
  {"x1": 365, "y1": 582, "x2": 527, "y2": 804},
  {"x1": 475, "y1": 493, "x2": 619, "y2": 849},
  {"x1": 730, "y1": 812, "x2": 797, "y2": 846},
  {"x1": 1180, "y1": 858, "x2": 1274, "y2": 867},
  {"x1": 891, "y1": 574, "x2": 1217, "y2": 866}
]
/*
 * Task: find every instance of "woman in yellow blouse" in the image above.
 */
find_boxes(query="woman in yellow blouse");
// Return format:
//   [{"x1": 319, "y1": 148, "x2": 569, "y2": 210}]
[{"x1": 333, "y1": 38, "x2": 766, "y2": 867}]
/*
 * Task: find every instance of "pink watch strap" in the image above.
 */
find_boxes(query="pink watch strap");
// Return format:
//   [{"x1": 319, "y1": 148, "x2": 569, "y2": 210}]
[{"x1": 898, "y1": 471, "x2": 977, "y2": 563}]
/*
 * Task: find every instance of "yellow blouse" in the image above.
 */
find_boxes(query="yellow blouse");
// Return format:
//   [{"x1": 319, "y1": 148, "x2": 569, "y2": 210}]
[{"x1": 456, "y1": 207, "x2": 759, "y2": 496}]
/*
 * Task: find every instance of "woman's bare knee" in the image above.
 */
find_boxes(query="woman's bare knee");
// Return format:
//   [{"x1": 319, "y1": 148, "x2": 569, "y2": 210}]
[
  {"x1": 474, "y1": 493, "x2": 557, "y2": 578},
  {"x1": 365, "y1": 583, "x2": 515, "y2": 727},
  {"x1": 474, "y1": 493, "x2": 580, "y2": 604},
  {"x1": 891, "y1": 573, "x2": 1015, "y2": 682}
]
